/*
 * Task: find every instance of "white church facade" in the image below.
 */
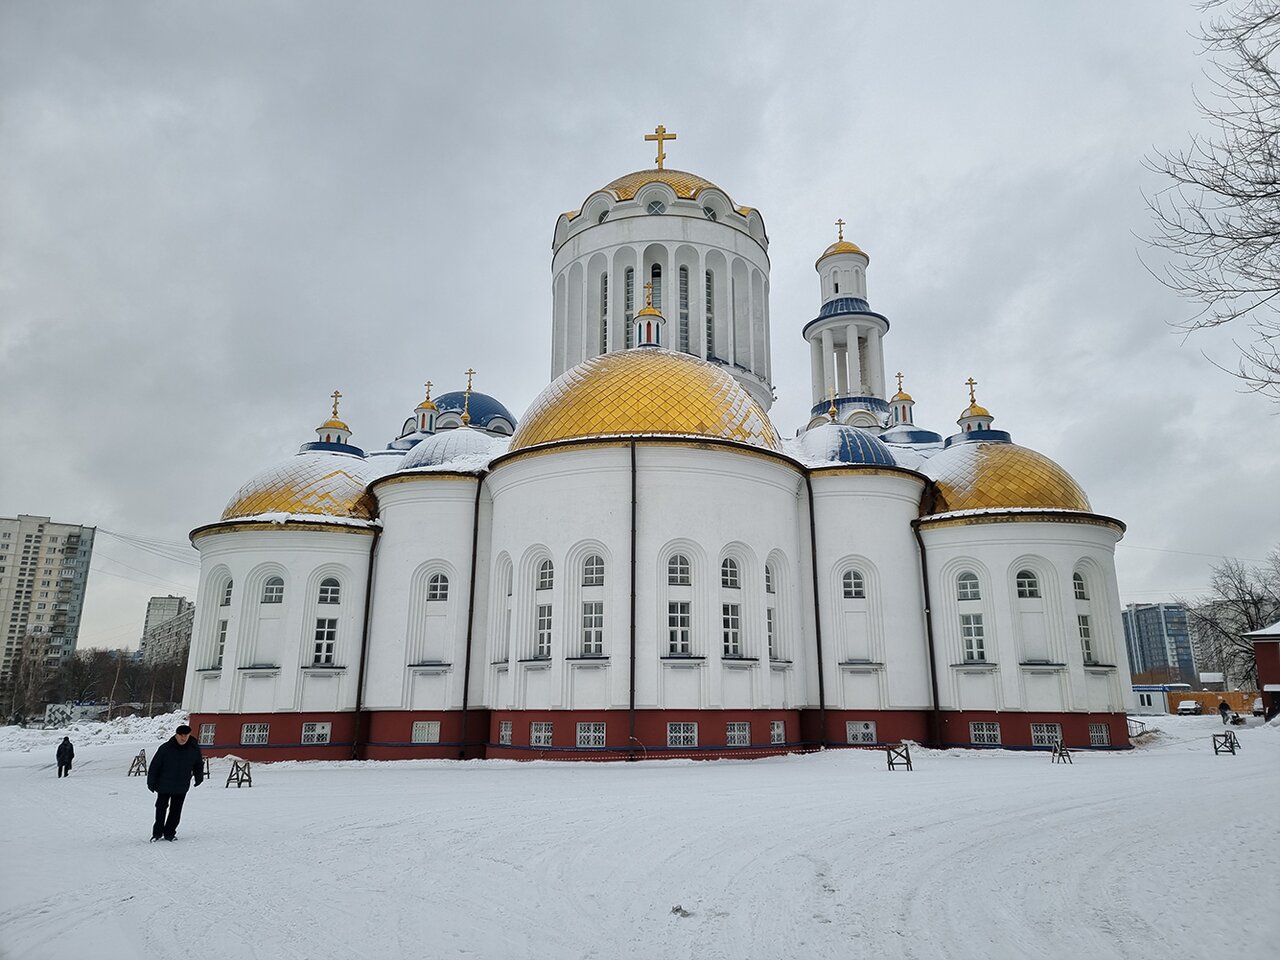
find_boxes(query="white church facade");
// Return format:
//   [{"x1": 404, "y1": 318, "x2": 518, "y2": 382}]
[{"x1": 185, "y1": 129, "x2": 1132, "y2": 760}]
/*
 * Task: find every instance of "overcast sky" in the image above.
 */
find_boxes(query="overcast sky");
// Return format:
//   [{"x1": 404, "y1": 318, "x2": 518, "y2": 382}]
[{"x1": 2, "y1": 1, "x2": 1276, "y2": 651}]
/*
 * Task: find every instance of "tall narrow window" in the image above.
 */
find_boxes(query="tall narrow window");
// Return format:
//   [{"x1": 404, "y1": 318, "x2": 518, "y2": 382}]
[
  {"x1": 318, "y1": 578, "x2": 341, "y2": 604},
  {"x1": 599, "y1": 273, "x2": 609, "y2": 354},
  {"x1": 536, "y1": 560, "x2": 554, "y2": 591},
  {"x1": 667, "y1": 554, "x2": 691, "y2": 586},
  {"x1": 1015, "y1": 570, "x2": 1040, "y2": 599},
  {"x1": 581, "y1": 601, "x2": 603, "y2": 655},
  {"x1": 960, "y1": 614, "x2": 985, "y2": 662},
  {"x1": 678, "y1": 265, "x2": 690, "y2": 353},
  {"x1": 668, "y1": 601, "x2": 691, "y2": 654},
  {"x1": 1078, "y1": 615, "x2": 1095, "y2": 663},
  {"x1": 765, "y1": 565, "x2": 775, "y2": 594},
  {"x1": 313, "y1": 618, "x2": 337, "y2": 665},
  {"x1": 1073, "y1": 573, "x2": 1089, "y2": 601},
  {"x1": 720, "y1": 558, "x2": 740, "y2": 589},
  {"x1": 582, "y1": 555, "x2": 605, "y2": 587},
  {"x1": 650, "y1": 262, "x2": 663, "y2": 311},
  {"x1": 704, "y1": 270, "x2": 715, "y2": 356},
  {"x1": 957, "y1": 572, "x2": 981, "y2": 601},
  {"x1": 261, "y1": 577, "x2": 284, "y2": 603},
  {"x1": 427, "y1": 574, "x2": 449, "y2": 601},
  {"x1": 221, "y1": 580, "x2": 233, "y2": 607},
  {"x1": 535, "y1": 604, "x2": 552, "y2": 658},
  {"x1": 767, "y1": 608, "x2": 777, "y2": 659},
  {"x1": 722, "y1": 603, "x2": 741, "y2": 656},
  {"x1": 842, "y1": 570, "x2": 865, "y2": 599},
  {"x1": 624, "y1": 268, "x2": 635, "y2": 348},
  {"x1": 214, "y1": 620, "x2": 227, "y2": 669}
]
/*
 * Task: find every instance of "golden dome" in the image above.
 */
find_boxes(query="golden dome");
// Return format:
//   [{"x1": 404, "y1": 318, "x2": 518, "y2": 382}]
[
  {"x1": 923, "y1": 442, "x2": 1091, "y2": 514},
  {"x1": 319, "y1": 418, "x2": 350, "y2": 431},
  {"x1": 221, "y1": 453, "x2": 377, "y2": 522},
  {"x1": 961, "y1": 402, "x2": 990, "y2": 419},
  {"x1": 816, "y1": 239, "x2": 868, "y2": 265},
  {"x1": 565, "y1": 169, "x2": 753, "y2": 219},
  {"x1": 510, "y1": 349, "x2": 782, "y2": 453},
  {"x1": 891, "y1": 389, "x2": 913, "y2": 403},
  {"x1": 636, "y1": 304, "x2": 663, "y2": 318}
]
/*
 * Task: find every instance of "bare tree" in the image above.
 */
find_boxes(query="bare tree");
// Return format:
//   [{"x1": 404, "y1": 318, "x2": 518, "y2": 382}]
[
  {"x1": 1146, "y1": 0, "x2": 1280, "y2": 400},
  {"x1": 1182, "y1": 548, "x2": 1280, "y2": 687}
]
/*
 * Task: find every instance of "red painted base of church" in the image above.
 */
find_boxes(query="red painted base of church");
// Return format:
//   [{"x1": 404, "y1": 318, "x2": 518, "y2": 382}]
[{"x1": 189, "y1": 708, "x2": 1131, "y2": 762}]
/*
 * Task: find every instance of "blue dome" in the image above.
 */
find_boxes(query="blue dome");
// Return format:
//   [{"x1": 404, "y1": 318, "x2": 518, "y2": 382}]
[
  {"x1": 880, "y1": 424, "x2": 943, "y2": 445},
  {"x1": 434, "y1": 391, "x2": 516, "y2": 431},
  {"x1": 808, "y1": 395, "x2": 890, "y2": 419},
  {"x1": 794, "y1": 422, "x2": 897, "y2": 467},
  {"x1": 802, "y1": 299, "x2": 890, "y2": 337}
]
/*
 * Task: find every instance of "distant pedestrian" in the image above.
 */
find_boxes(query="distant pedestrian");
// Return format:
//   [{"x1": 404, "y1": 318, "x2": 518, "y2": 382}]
[
  {"x1": 56, "y1": 736, "x2": 74, "y2": 778},
  {"x1": 1218, "y1": 700, "x2": 1231, "y2": 724},
  {"x1": 146, "y1": 723, "x2": 204, "y2": 841}
]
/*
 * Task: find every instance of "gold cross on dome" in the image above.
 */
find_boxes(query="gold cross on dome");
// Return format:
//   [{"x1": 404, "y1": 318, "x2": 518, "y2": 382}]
[
  {"x1": 835, "y1": 218, "x2": 845, "y2": 241},
  {"x1": 643, "y1": 280, "x2": 654, "y2": 308},
  {"x1": 423, "y1": 380, "x2": 432, "y2": 401},
  {"x1": 644, "y1": 124, "x2": 677, "y2": 170},
  {"x1": 896, "y1": 371, "x2": 904, "y2": 392},
  {"x1": 462, "y1": 368, "x2": 476, "y2": 425},
  {"x1": 966, "y1": 377, "x2": 978, "y2": 404},
  {"x1": 330, "y1": 389, "x2": 342, "y2": 417}
]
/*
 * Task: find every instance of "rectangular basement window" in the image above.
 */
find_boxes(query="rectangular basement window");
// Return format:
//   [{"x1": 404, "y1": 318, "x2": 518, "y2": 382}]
[
  {"x1": 846, "y1": 720, "x2": 877, "y2": 744},
  {"x1": 412, "y1": 720, "x2": 441, "y2": 744}
]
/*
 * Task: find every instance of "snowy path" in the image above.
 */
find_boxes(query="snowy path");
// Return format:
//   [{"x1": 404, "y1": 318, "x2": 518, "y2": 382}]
[{"x1": 2, "y1": 716, "x2": 1277, "y2": 960}]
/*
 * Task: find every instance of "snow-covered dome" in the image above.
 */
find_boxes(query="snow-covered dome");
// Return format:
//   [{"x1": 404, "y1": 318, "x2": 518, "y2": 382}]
[
  {"x1": 221, "y1": 451, "x2": 377, "y2": 522},
  {"x1": 400, "y1": 427, "x2": 504, "y2": 469},
  {"x1": 792, "y1": 422, "x2": 897, "y2": 467}
]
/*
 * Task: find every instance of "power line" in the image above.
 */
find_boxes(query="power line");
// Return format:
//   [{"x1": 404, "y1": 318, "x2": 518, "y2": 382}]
[{"x1": 1118, "y1": 543, "x2": 1269, "y2": 563}]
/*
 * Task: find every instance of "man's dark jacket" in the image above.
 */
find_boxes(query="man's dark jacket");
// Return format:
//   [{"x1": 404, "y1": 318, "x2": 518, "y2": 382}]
[
  {"x1": 56, "y1": 739, "x2": 74, "y2": 764},
  {"x1": 146, "y1": 736, "x2": 204, "y2": 794}
]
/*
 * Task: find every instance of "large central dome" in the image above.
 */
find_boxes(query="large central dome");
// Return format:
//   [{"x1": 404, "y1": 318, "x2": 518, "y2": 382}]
[
  {"x1": 599, "y1": 168, "x2": 726, "y2": 201},
  {"x1": 510, "y1": 349, "x2": 781, "y2": 452}
]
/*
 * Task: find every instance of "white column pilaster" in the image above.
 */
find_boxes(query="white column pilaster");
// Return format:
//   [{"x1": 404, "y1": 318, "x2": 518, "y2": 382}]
[
  {"x1": 870, "y1": 330, "x2": 886, "y2": 398},
  {"x1": 847, "y1": 323, "x2": 863, "y2": 395},
  {"x1": 810, "y1": 338, "x2": 823, "y2": 406},
  {"x1": 821, "y1": 327, "x2": 835, "y2": 400}
]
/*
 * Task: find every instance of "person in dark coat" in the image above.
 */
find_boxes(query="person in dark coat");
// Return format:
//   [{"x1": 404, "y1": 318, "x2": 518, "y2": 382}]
[
  {"x1": 56, "y1": 736, "x2": 74, "y2": 778},
  {"x1": 1218, "y1": 700, "x2": 1231, "y2": 724},
  {"x1": 146, "y1": 723, "x2": 204, "y2": 841}
]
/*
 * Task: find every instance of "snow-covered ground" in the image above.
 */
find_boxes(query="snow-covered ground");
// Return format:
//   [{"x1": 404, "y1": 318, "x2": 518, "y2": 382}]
[{"x1": 1, "y1": 714, "x2": 1276, "y2": 960}]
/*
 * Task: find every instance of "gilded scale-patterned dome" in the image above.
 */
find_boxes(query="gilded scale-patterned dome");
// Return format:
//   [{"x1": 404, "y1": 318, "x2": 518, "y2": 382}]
[
  {"x1": 221, "y1": 453, "x2": 377, "y2": 522},
  {"x1": 566, "y1": 168, "x2": 754, "y2": 219},
  {"x1": 816, "y1": 239, "x2": 868, "y2": 264},
  {"x1": 922, "y1": 441, "x2": 1090, "y2": 514},
  {"x1": 510, "y1": 349, "x2": 782, "y2": 453}
]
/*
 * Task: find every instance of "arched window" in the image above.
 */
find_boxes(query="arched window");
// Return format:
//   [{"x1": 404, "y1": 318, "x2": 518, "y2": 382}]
[
  {"x1": 318, "y1": 577, "x2": 341, "y2": 604},
  {"x1": 704, "y1": 270, "x2": 715, "y2": 356},
  {"x1": 678, "y1": 265, "x2": 690, "y2": 353},
  {"x1": 582, "y1": 555, "x2": 605, "y2": 587},
  {"x1": 220, "y1": 580, "x2": 233, "y2": 607},
  {"x1": 599, "y1": 273, "x2": 609, "y2": 355},
  {"x1": 427, "y1": 574, "x2": 449, "y2": 602},
  {"x1": 957, "y1": 572, "x2": 980, "y2": 601},
  {"x1": 842, "y1": 570, "x2": 865, "y2": 599},
  {"x1": 765, "y1": 565, "x2": 775, "y2": 594},
  {"x1": 624, "y1": 267, "x2": 635, "y2": 348},
  {"x1": 1073, "y1": 573, "x2": 1089, "y2": 601},
  {"x1": 650, "y1": 262, "x2": 662, "y2": 310},
  {"x1": 536, "y1": 560, "x2": 554, "y2": 591},
  {"x1": 1015, "y1": 570, "x2": 1040, "y2": 599},
  {"x1": 833, "y1": 275, "x2": 840, "y2": 294},
  {"x1": 261, "y1": 577, "x2": 284, "y2": 604},
  {"x1": 668, "y1": 554, "x2": 691, "y2": 586},
  {"x1": 720, "y1": 558, "x2": 740, "y2": 589}
]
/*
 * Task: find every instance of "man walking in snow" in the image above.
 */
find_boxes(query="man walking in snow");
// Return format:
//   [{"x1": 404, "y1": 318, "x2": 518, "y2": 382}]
[
  {"x1": 1218, "y1": 700, "x2": 1231, "y2": 724},
  {"x1": 56, "y1": 736, "x2": 74, "y2": 778},
  {"x1": 146, "y1": 723, "x2": 204, "y2": 841}
]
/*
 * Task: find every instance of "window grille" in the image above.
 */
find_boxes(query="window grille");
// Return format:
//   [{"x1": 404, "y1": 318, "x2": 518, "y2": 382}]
[
  {"x1": 498, "y1": 720, "x2": 512, "y2": 745},
  {"x1": 722, "y1": 603, "x2": 741, "y2": 656},
  {"x1": 318, "y1": 578, "x2": 341, "y2": 604},
  {"x1": 667, "y1": 721, "x2": 698, "y2": 747},
  {"x1": 535, "y1": 604, "x2": 552, "y2": 658},
  {"x1": 720, "y1": 558, "x2": 740, "y2": 589},
  {"x1": 530, "y1": 721, "x2": 553, "y2": 747},
  {"x1": 427, "y1": 574, "x2": 449, "y2": 601},
  {"x1": 313, "y1": 618, "x2": 337, "y2": 665},
  {"x1": 536, "y1": 560, "x2": 554, "y2": 591},
  {"x1": 957, "y1": 572, "x2": 980, "y2": 601},
  {"x1": 625, "y1": 268, "x2": 635, "y2": 348},
  {"x1": 262, "y1": 577, "x2": 284, "y2": 603},
  {"x1": 842, "y1": 570, "x2": 865, "y2": 599},
  {"x1": 582, "y1": 601, "x2": 604, "y2": 655},
  {"x1": 970, "y1": 721, "x2": 1001, "y2": 745},
  {"x1": 198, "y1": 723, "x2": 216, "y2": 746},
  {"x1": 667, "y1": 554, "x2": 691, "y2": 586},
  {"x1": 960, "y1": 614, "x2": 985, "y2": 662},
  {"x1": 582, "y1": 555, "x2": 605, "y2": 587},
  {"x1": 770, "y1": 720, "x2": 786, "y2": 744},
  {"x1": 1031, "y1": 723, "x2": 1062, "y2": 747},
  {"x1": 576, "y1": 721, "x2": 606, "y2": 748},
  {"x1": 1015, "y1": 570, "x2": 1040, "y2": 599},
  {"x1": 845, "y1": 720, "x2": 877, "y2": 744},
  {"x1": 725, "y1": 721, "x2": 750, "y2": 747},
  {"x1": 705, "y1": 270, "x2": 714, "y2": 355},
  {"x1": 412, "y1": 720, "x2": 441, "y2": 743},
  {"x1": 1089, "y1": 723, "x2": 1111, "y2": 746},
  {"x1": 599, "y1": 273, "x2": 609, "y2": 354},
  {"x1": 301, "y1": 722, "x2": 331, "y2": 744},
  {"x1": 668, "y1": 601, "x2": 691, "y2": 654},
  {"x1": 678, "y1": 266, "x2": 690, "y2": 353},
  {"x1": 240, "y1": 722, "x2": 269, "y2": 745}
]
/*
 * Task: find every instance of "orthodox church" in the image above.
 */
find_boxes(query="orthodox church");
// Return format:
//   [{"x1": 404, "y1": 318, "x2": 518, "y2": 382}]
[{"x1": 185, "y1": 128, "x2": 1132, "y2": 760}]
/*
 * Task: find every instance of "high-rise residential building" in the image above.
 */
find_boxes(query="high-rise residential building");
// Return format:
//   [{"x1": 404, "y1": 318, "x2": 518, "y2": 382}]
[
  {"x1": 1122, "y1": 602, "x2": 1196, "y2": 685},
  {"x1": 0, "y1": 515, "x2": 96, "y2": 713},
  {"x1": 140, "y1": 598, "x2": 195, "y2": 666}
]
